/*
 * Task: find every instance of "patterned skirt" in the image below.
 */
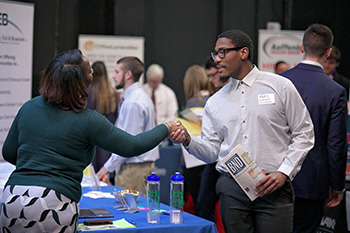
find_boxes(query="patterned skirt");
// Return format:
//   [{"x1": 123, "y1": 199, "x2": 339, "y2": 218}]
[{"x1": 0, "y1": 185, "x2": 78, "y2": 233}]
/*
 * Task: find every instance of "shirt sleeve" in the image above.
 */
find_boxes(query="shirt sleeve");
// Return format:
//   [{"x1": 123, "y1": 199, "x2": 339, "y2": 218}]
[
  {"x1": 327, "y1": 87, "x2": 348, "y2": 191},
  {"x1": 187, "y1": 103, "x2": 222, "y2": 163},
  {"x1": 87, "y1": 111, "x2": 168, "y2": 160},
  {"x1": 2, "y1": 112, "x2": 20, "y2": 165},
  {"x1": 166, "y1": 89, "x2": 178, "y2": 122},
  {"x1": 277, "y1": 80, "x2": 315, "y2": 179}
]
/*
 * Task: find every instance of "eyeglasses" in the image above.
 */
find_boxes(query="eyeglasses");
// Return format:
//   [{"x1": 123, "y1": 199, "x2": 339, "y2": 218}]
[
  {"x1": 211, "y1": 46, "x2": 244, "y2": 60},
  {"x1": 207, "y1": 70, "x2": 218, "y2": 78}
]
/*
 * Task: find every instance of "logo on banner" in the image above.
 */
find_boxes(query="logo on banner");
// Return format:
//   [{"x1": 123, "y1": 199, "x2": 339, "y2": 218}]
[
  {"x1": 0, "y1": 13, "x2": 24, "y2": 36},
  {"x1": 263, "y1": 36, "x2": 301, "y2": 58},
  {"x1": 84, "y1": 40, "x2": 95, "y2": 51}
]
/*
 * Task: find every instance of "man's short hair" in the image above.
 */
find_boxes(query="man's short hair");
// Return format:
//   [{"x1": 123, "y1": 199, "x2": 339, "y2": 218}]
[
  {"x1": 327, "y1": 45, "x2": 341, "y2": 62},
  {"x1": 146, "y1": 64, "x2": 164, "y2": 79},
  {"x1": 303, "y1": 23, "x2": 333, "y2": 58},
  {"x1": 117, "y1": 56, "x2": 144, "y2": 82},
  {"x1": 218, "y1": 29, "x2": 254, "y2": 61},
  {"x1": 205, "y1": 57, "x2": 217, "y2": 70}
]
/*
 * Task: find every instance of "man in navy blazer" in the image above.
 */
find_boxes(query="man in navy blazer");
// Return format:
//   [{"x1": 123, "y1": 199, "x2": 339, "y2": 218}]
[{"x1": 281, "y1": 24, "x2": 348, "y2": 233}]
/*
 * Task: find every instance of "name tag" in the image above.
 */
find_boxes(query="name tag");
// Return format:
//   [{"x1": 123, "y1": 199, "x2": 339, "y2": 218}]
[{"x1": 258, "y1": 93, "x2": 275, "y2": 105}]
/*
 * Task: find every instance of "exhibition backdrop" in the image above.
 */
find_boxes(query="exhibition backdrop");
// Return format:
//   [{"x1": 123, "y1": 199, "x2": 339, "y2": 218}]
[{"x1": 0, "y1": 0, "x2": 34, "y2": 160}]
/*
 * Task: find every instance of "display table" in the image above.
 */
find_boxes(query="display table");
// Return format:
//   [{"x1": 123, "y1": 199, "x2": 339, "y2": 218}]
[{"x1": 78, "y1": 186, "x2": 218, "y2": 233}]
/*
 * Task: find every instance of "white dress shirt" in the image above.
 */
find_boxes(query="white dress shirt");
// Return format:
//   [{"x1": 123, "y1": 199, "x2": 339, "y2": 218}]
[
  {"x1": 143, "y1": 83, "x2": 178, "y2": 124},
  {"x1": 104, "y1": 82, "x2": 159, "y2": 172},
  {"x1": 187, "y1": 66, "x2": 315, "y2": 180}
]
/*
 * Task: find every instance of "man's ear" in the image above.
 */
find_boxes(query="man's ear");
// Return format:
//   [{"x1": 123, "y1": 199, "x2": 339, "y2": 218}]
[
  {"x1": 325, "y1": 47, "x2": 332, "y2": 59},
  {"x1": 300, "y1": 44, "x2": 304, "y2": 54},
  {"x1": 125, "y1": 70, "x2": 133, "y2": 80},
  {"x1": 240, "y1": 47, "x2": 249, "y2": 60}
]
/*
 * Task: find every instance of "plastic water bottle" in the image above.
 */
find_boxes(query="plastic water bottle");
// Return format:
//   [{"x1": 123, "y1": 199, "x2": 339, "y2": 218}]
[
  {"x1": 147, "y1": 172, "x2": 160, "y2": 224},
  {"x1": 169, "y1": 172, "x2": 184, "y2": 224}
]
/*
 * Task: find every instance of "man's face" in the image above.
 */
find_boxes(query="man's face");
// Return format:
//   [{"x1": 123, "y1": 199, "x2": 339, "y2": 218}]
[
  {"x1": 275, "y1": 63, "x2": 290, "y2": 74},
  {"x1": 214, "y1": 37, "x2": 242, "y2": 80},
  {"x1": 323, "y1": 58, "x2": 338, "y2": 76},
  {"x1": 112, "y1": 63, "x2": 125, "y2": 89},
  {"x1": 206, "y1": 67, "x2": 224, "y2": 88},
  {"x1": 147, "y1": 76, "x2": 162, "y2": 90}
]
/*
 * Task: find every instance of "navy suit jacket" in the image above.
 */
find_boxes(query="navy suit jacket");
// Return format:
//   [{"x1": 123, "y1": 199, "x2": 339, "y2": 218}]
[{"x1": 281, "y1": 63, "x2": 348, "y2": 200}]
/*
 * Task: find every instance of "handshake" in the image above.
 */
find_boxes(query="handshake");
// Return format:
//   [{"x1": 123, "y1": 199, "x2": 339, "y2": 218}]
[{"x1": 164, "y1": 121, "x2": 191, "y2": 146}]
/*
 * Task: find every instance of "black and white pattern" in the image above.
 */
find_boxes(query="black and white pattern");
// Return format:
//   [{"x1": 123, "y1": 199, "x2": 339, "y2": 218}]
[{"x1": 0, "y1": 185, "x2": 78, "y2": 233}]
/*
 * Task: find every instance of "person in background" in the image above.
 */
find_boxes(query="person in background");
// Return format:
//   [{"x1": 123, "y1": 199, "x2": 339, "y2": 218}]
[
  {"x1": 87, "y1": 61, "x2": 119, "y2": 184},
  {"x1": 323, "y1": 45, "x2": 349, "y2": 102},
  {"x1": 170, "y1": 29, "x2": 314, "y2": 233},
  {"x1": 197, "y1": 57, "x2": 231, "y2": 225},
  {"x1": 96, "y1": 57, "x2": 159, "y2": 196},
  {"x1": 280, "y1": 24, "x2": 348, "y2": 233},
  {"x1": 143, "y1": 64, "x2": 178, "y2": 125},
  {"x1": 182, "y1": 65, "x2": 210, "y2": 215},
  {"x1": 0, "y1": 49, "x2": 179, "y2": 232},
  {"x1": 274, "y1": 60, "x2": 290, "y2": 74},
  {"x1": 184, "y1": 65, "x2": 210, "y2": 108},
  {"x1": 205, "y1": 57, "x2": 230, "y2": 93}
]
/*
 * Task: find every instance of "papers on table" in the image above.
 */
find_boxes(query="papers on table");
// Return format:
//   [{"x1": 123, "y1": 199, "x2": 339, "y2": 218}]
[
  {"x1": 221, "y1": 144, "x2": 266, "y2": 201},
  {"x1": 77, "y1": 218, "x2": 136, "y2": 231},
  {"x1": 83, "y1": 191, "x2": 115, "y2": 199}
]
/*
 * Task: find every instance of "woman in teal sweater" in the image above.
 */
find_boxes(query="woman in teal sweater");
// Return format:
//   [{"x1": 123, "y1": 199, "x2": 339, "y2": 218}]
[{"x1": 0, "y1": 49, "x2": 177, "y2": 232}]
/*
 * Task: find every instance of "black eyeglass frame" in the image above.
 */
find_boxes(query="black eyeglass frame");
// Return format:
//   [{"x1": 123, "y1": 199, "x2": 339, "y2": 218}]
[{"x1": 211, "y1": 46, "x2": 245, "y2": 60}]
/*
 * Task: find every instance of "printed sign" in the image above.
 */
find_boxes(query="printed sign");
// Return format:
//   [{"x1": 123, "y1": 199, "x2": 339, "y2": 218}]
[{"x1": 258, "y1": 30, "x2": 304, "y2": 73}]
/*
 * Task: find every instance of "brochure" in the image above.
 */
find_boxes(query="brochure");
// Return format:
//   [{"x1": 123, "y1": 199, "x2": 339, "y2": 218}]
[{"x1": 221, "y1": 144, "x2": 266, "y2": 201}]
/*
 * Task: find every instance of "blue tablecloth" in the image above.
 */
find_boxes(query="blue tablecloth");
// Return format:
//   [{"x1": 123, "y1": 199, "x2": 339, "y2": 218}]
[{"x1": 78, "y1": 186, "x2": 218, "y2": 233}]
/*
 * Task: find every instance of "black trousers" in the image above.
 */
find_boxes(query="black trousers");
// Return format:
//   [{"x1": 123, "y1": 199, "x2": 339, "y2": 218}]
[
  {"x1": 293, "y1": 197, "x2": 325, "y2": 233},
  {"x1": 216, "y1": 174, "x2": 294, "y2": 233}
]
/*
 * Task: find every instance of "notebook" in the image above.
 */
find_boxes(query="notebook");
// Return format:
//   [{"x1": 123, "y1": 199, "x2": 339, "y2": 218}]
[{"x1": 79, "y1": 208, "x2": 114, "y2": 219}]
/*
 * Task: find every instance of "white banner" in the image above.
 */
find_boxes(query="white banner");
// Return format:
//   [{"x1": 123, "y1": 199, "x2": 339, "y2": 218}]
[
  {"x1": 0, "y1": 0, "x2": 34, "y2": 160},
  {"x1": 79, "y1": 35, "x2": 145, "y2": 86},
  {"x1": 258, "y1": 30, "x2": 304, "y2": 73}
]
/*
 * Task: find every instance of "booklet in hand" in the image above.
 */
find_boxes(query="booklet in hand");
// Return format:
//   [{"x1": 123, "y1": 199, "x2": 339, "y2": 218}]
[{"x1": 221, "y1": 144, "x2": 266, "y2": 201}]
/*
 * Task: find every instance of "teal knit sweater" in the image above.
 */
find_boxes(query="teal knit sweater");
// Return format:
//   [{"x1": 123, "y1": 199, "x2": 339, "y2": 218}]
[{"x1": 2, "y1": 96, "x2": 168, "y2": 202}]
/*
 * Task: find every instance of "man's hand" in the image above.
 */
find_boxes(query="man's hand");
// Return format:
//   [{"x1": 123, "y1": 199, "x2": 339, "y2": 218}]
[
  {"x1": 255, "y1": 171, "x2": 287, "y2": 197},
  {"x1": 96, "y1": 166, "x2": 108, "y2": 180},
  {"x1": 168, "y1": 121, "x2": 190, "y2": 145},
  {"x1": 326, "y1": 191, "x2": 343, "y2": 207}
]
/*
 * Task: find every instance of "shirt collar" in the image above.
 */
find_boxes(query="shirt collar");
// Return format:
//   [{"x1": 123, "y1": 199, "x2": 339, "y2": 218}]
[
  {"x1": 123, "y1": 82, "x2": 139, "y2": 99},
  {"x1": 300, "y1": 60, "x2": 323, "y2": 69},
  {"x1": 233, "y1": 65, "x2": 258, "y2": 89}
]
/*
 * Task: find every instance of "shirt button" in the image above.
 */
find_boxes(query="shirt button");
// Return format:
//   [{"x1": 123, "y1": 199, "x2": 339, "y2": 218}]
[
  {"x1": 244, "y1": 136, "x2": 247, "y2": 139},
  {"x1": 243, "y1": 120, "x2": 246, "y2": 123},
  {"x1": 242, "y1": 91, "x2": 244, "y2": 94}
]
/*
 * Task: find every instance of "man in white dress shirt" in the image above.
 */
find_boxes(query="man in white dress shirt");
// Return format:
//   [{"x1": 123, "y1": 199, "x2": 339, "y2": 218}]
[
  {"x1": 97, "y1": 57, "x2": 159, "y2": 195},
  {"x1": 143, "y1": 64, "x2": 178, "y2": 125},
  {"x1": 171, "y1": 29, "x2": 315, "y2": 233}
]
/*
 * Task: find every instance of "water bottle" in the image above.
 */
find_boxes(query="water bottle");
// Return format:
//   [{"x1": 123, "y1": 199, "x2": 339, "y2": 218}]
[
  {"x1": 169, "y1": 172, "x2": 184, "y2": 224},
  {"x1": 147, "y1": 172, "x2": 160, "y2": 224}
]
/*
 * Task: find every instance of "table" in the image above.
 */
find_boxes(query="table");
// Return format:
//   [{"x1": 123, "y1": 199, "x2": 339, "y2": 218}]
[{"x1": 78, "y1": 186, "x2": 218, "y2": 233}]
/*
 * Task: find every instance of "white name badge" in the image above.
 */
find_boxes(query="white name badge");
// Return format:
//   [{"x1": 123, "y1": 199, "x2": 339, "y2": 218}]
[{"x1": 258, "y1": 93, "x2": 275, "y2": 105}]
